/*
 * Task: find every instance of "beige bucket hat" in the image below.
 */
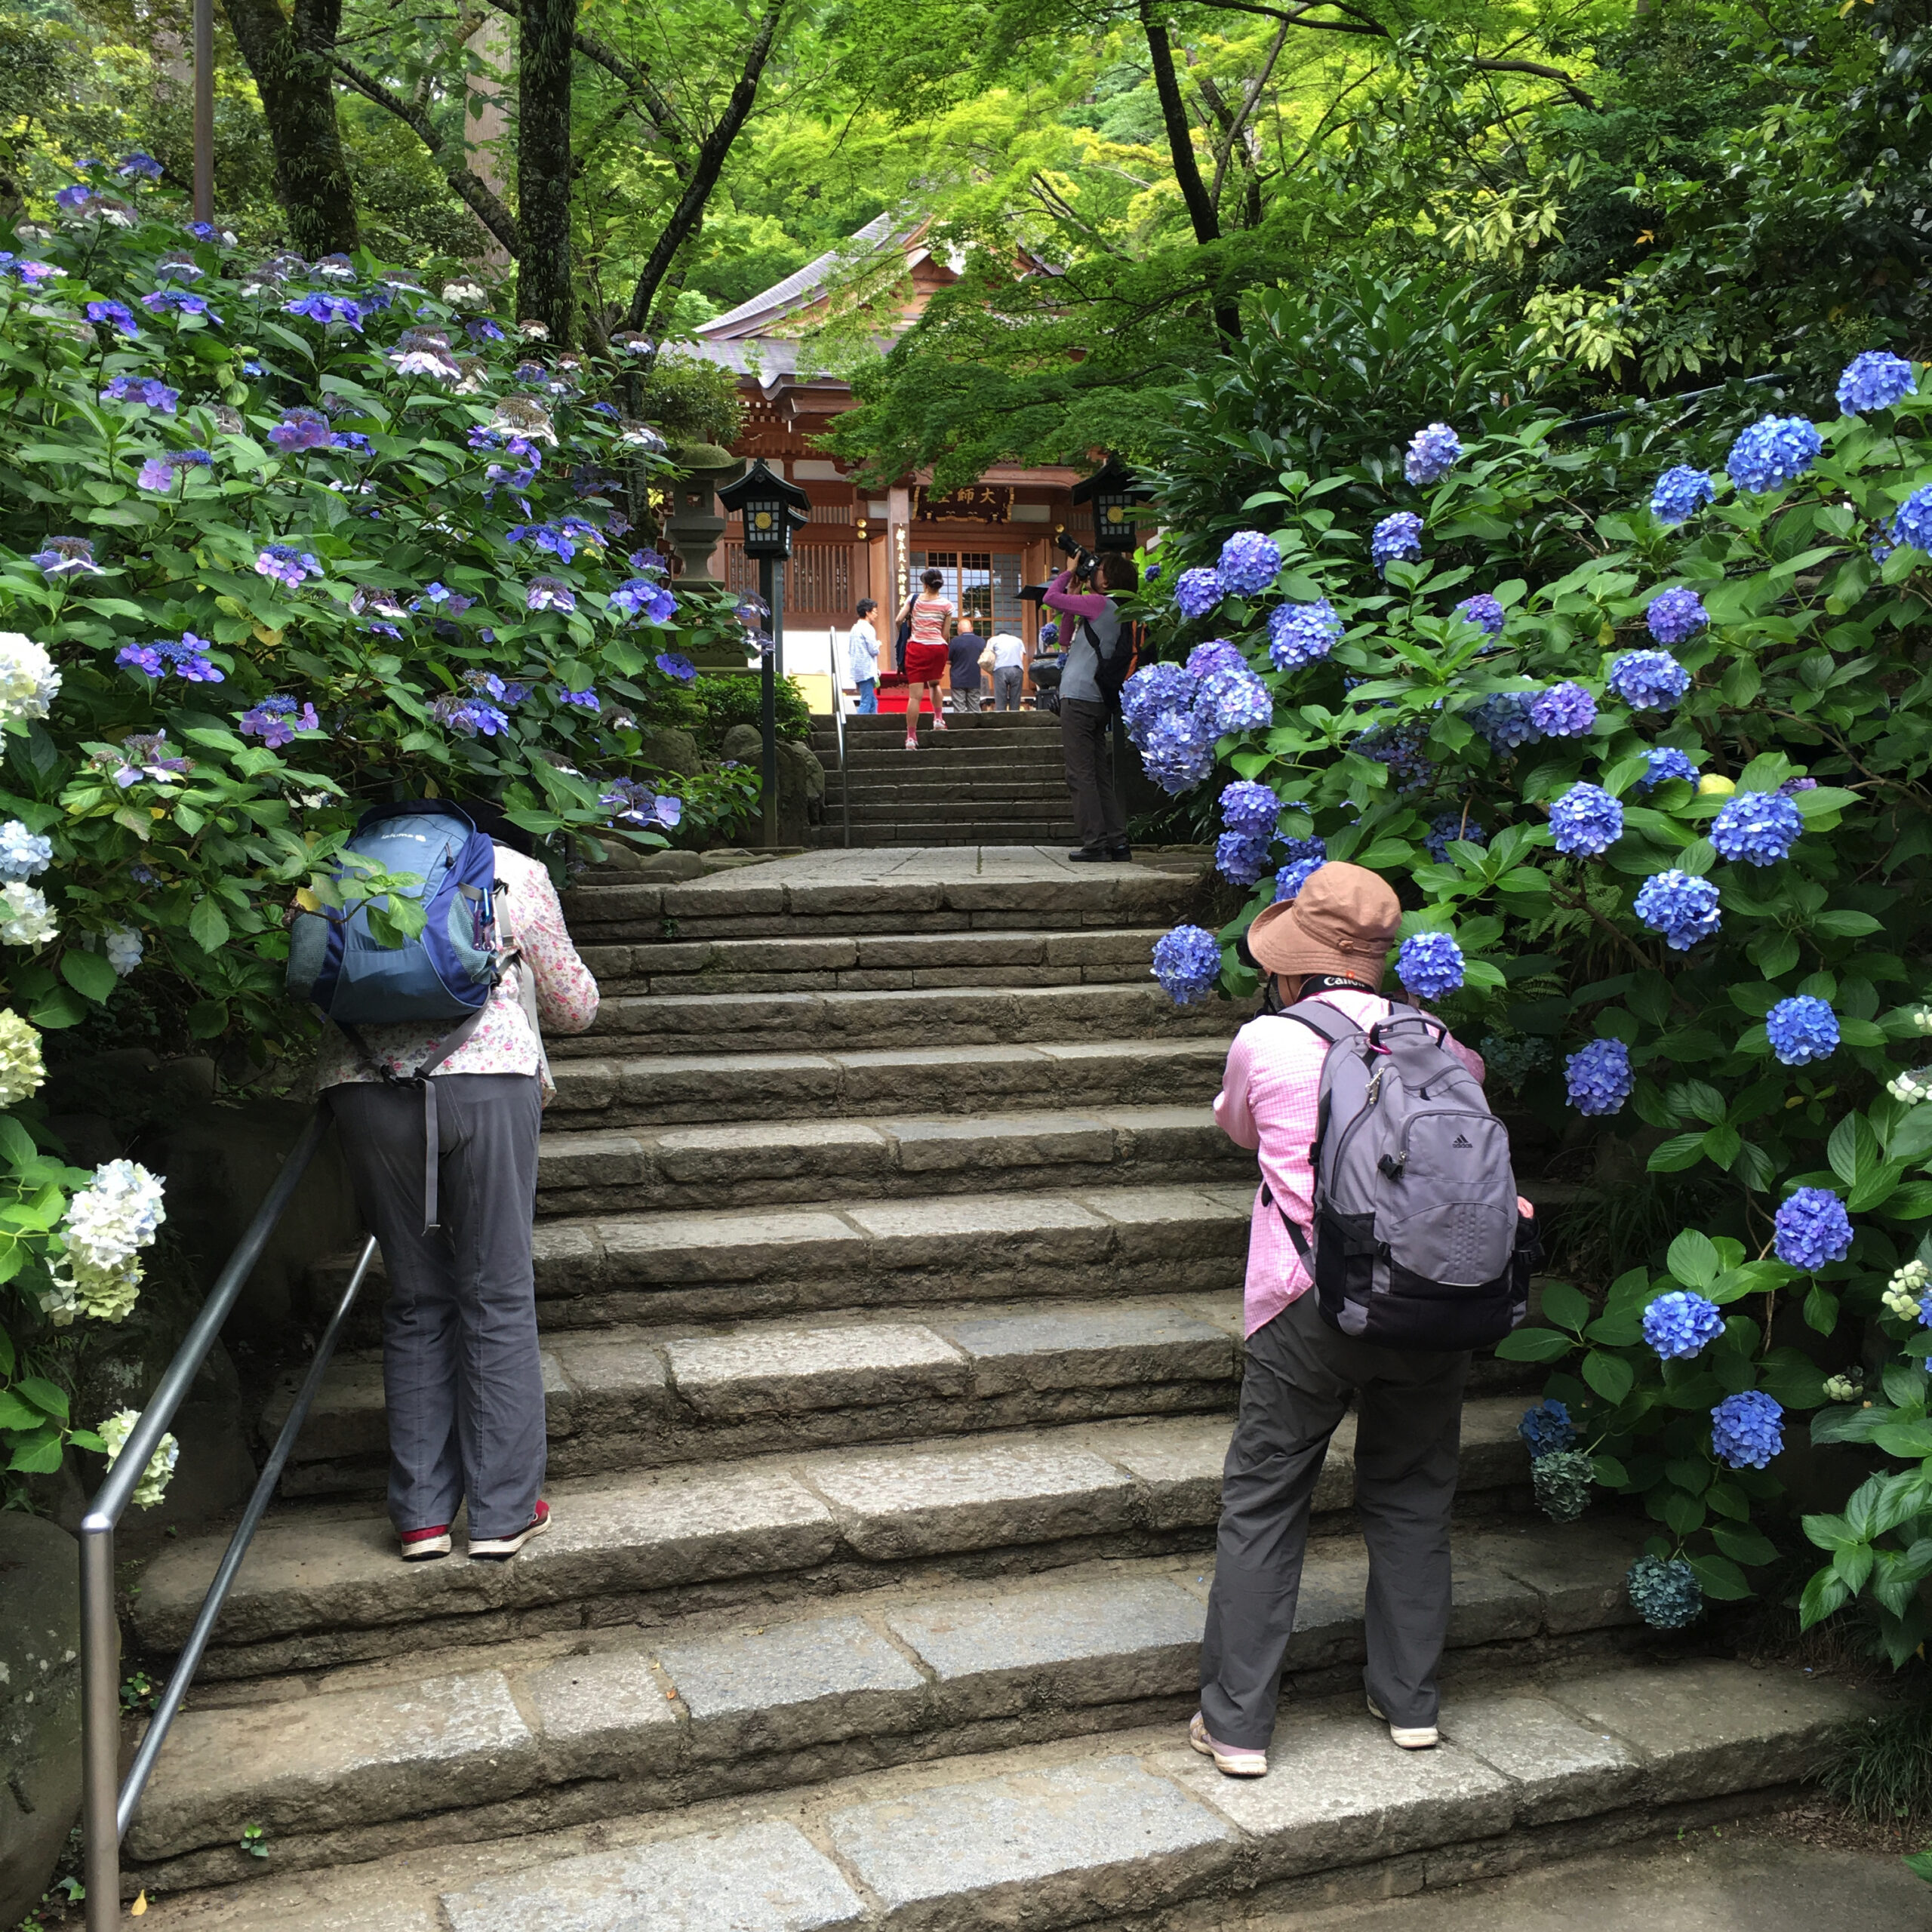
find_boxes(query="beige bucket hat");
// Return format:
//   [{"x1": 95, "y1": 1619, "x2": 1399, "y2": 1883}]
[{"x1": 1244, "y1": 861, "x2": 1401, "y2": 985}]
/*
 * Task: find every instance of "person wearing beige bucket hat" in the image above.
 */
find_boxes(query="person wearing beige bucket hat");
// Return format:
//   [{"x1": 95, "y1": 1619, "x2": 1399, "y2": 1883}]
[{"x1": 1188, "y1": 860, "x2": 1498, "y2": 1778}]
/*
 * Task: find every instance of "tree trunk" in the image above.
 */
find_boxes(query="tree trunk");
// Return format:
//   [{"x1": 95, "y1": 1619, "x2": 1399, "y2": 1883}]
[
  {"x1": 220, "y1": 0, "x2": 358, "y2": 256},
  {"x1": 518, "y1": 0, "x2": 577, "y2": 344}
]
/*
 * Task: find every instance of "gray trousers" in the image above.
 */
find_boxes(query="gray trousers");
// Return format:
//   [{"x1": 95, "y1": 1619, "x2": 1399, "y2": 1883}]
[
  {"x1": 992, "y1": 666, "x2": 1023, "y2": 711},
  {"x1": 328, "y1": 1075, "x2": 546, "y2": 1540},
  {"x1": 1198, "y1": 1290, "x2": 1469, "y2": 1747},
  {"x1": 1060, "y1": 699, "x2": 1127, "y2": 851}
]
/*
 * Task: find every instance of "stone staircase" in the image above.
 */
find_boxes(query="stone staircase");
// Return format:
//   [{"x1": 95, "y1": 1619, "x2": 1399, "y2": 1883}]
[
  {"x1": 809, "y1": 711, "x2": 1081, "y2": 847},
  {"x1": 127, "y1": 849, "x2": 1875, "y2": 1930}
]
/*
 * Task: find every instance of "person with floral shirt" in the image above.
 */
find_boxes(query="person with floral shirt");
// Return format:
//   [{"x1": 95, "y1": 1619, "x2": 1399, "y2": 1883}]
[{"x1": 321, "y1": 804, "x2": 597, "y2": 1564}]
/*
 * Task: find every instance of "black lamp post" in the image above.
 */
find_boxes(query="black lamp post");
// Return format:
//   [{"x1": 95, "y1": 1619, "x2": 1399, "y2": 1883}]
[
  {"x1": 716, "y1": 459, "x2": 811, "y2": 848},
  {"x1": 1069, "y1": 454, "x2": 1146, "y2": 555}
]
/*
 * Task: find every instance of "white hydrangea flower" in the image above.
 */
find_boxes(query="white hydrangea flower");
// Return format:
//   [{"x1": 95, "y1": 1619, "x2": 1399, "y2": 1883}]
[
  {"x1": 0, "y1": 882, "x2": 57, "y2": 947},
  {"x1": 64, "y1": 1158, "x2": 166, "y2": 1272},
  {"x1": 0, "y1": 1009, "x2": 45, "y2": 1106},
  {"x1": 99, "y1": 1407, "x2": 178, "y2": 1509},
  {"x1": 1913, "y1": 1005, "x2": 1932, "y2": 1035},
  {"x1": 1889, "y1": 1068, "x2": 1932, "y2": 1106},
  {"x1": 38, "y1": 1274, "x2": 76, "y2": 1326},
  {"x1": 1823, "y1": 1373, "x2": 1863, "y2": 1403},
  {"x1": 103, "y1": 925, "x2": 142, "y2": 976},
  {"x1": 0, "y1": 820, "x2": 51, "y2": 881},
  {"x1": 54, "y1": 1249, "x2": 143, "y2": 1322},
  {"x1": 0, "y1": 633, "x2": 60, "y2": 722},
  {"x1": 1882, "y1": 1260, "x2": 1930, "y2": 1321}
]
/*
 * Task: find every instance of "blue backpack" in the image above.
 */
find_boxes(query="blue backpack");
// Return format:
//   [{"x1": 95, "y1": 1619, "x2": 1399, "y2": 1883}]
[{"x1": 288, "y1": 801, "x2": 509, "y2": 1229}]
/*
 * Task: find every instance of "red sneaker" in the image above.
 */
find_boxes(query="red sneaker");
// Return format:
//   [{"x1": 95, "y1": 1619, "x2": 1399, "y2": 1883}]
[
  {"x1": 469, "y1": 1500, "x2": 550, "y2": 1561},
  {"x1": 399, "y1": 1524, "x2": 451, "y2": 1563}
]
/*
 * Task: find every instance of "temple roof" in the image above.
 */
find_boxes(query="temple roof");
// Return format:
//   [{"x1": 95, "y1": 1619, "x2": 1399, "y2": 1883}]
[{"x1": 694, "y1": 211, "x2": 931, "y2": 346}]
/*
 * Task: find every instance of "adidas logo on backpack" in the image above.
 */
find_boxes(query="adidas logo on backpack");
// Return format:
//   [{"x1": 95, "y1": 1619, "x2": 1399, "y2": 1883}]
[{"x1": 1266, "y1": 998, "x2": 1537, "y2": 1351}]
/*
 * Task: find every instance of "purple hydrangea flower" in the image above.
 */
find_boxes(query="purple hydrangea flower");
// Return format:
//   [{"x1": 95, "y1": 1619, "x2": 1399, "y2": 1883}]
[
  {"x1": 1152, "y1": 924, "x2": 1222, "y2": 1005},
  {"x1": 30, "y1": 535, "x2": 100, "y2": 577},
  {"x1": 526, "y1": 577, "x2": 575, "y2": 613},
  {"x1": 85, "y1": 299, "x2": 139, "y2": 334},
  {"x1": 1275, "y1": 854, "x2": 1324, "y2": 900},
  {"x1": 608, "y1": 577, "x2": 678, "y2": 625},
  {"x1": 1643, "y1": 1291, "x2": 1724, "y2": 1361},
  {"x1": 1186, "y1": 640, "x2": 1244, "y2": 678},
  {"x1": 101, "y1": 376, "x2": 178, "y2": 412},
  {"x1": 1353, "y1": 720, "x2": 1434, "y2": 791},
  {"x1": 1140, "y1": 706, "x2": 1217, "y2": 793},
  {"x1": 1607, "y1": 650, "x2": 1691, "y2": 712},
  {"x1": 1566, "y1": 1037, "x2": 1633, "y2": 1115},
  {"x1": 1371, "y1": 512, "x2": 1423, "y2": 573},
  {"x1": 1529, "y1": 681, "x2": 1596, "y2": 738},
  {"x1": 1778, "y1": 775, "x2": 1818, "y2": 797},
  {"x1": 115, "y1": 151, "x2": 163, "y2": 180},
  {"x1": 136, "y1": 456, "x2": 174, "y2": 493},
  {"x1": 238, "y1": 695, "x2": 320, "y2": 747},
  {"x1": 1215, "y1": 830, "x2": 1273, "y2": 885},
  {"x1": 1773, "y1": 1187, "x2": 1853, "y2": 1270},
  {"x1": 1648, "y1": 466, "x2": 1716, "y2": 526},
  {"x1": 269, "y1": 407, "x2": 334, "y2": 453},
  {"x1": 1765, "y1": 995, "x2": 1838, "y2": 1066},
  {"x1": 1219, "y1": 780, "x2": 1281, "y2": 835},
  {"x1": 116, "y1": 643, "x2": 163, "y2": 676},
  {"x1": 1836, "y1": 351, "x2": 1915, "y2": 416},
  {"x1": 1640, "y1": 746, "x2": 1700, "y2": 790},
  {"x1": 1454, "y1": 593, "x2": 1505, "y2": 637},
  {"x1": 1424, "y1": 813, "x2": 1484, "y2": 862},
  {"x1": 654, "y1": 653, "x2": 695, "y2": 683},
  {"x1": 1472, "y1": 691, "x2": 1543, "y2": 752},
  {"x1": 1397, "y1": 931, "x2": 1464, "y2": 999},
  {"x1": 601, "y1": 777, "x2": 683, "y2": 831},
  {"x1": 1267, "y1": 599, "x2": 1343, "y2": 671},
  {"x1": 1215, "y1": 530, "x2": 1281, "y2": 598},
  {"x1": 254, "y1": 543, "x2": 322, "y2": 588},
  {"x1": 1403, "y1": 421, "x2": 1462, "y2": 485},
  {"x1": 1549, "y1": 783, "x2": 1624, "y2": 857},
  {"x1": 1709, "y1": 790, "x2": 1803, "y2": 866},
  {"x1": 156, "y1": 632, "x2": 222, "y2": 681},
  {"x1": 283, "y1": 291, "x2": 363, "y2": 329},
  {"x1": 1710, "y1": 1389, "x2": 1785, "y2": 1469},
  {"x1": 1174, "y1": 567, "x2": 1220, "y2": 620},
  {"x1": 142, "y1": 289, "x2": 215, "y2": 321},
  {"x1": 558, "y1": 686, "x2": 600, "y2": 712},
  {"x1": 1635, "y1": 869, "x2": 1721, "y2": 949},
  {"x1": 1202, "y1": 665, "x2": 1272, "y2": 735},
  {"x1": 1725, "y1": 415, "x2": 1823, "y2": 494},
  {"x1": 1645, "y1": 586, "x2": 1709, "y2": 646},
  {"x1": 1889, "y1": 486, "x2": 1932, "y2": 553},
  {"x1": 430, "y1": 694, "x2": 509, "y2": 737},
  {"x1": 1121, "y1": 661, "x2": 1195, "y2": 734},
  {"x1": 466, "y1": 318, "x2": 506, "y2": 343}
]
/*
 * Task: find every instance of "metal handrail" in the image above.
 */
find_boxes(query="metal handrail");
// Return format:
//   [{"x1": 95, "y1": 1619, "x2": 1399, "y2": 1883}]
[
  {"x1": 79, "y1": 1104, "x2": 379, "y2": 1927},
  {"x1": 832, "y1": 679, "x2": 852, "y2": 849}
]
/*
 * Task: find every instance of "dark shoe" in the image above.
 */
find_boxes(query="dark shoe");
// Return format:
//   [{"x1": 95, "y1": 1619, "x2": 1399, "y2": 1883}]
[
  {"x1": 1106, "y1": 844, "x2": 1134, "y2": 862},
  {"x1": 1067, "y1": 847, "x2": 1109, "y2": 862}
]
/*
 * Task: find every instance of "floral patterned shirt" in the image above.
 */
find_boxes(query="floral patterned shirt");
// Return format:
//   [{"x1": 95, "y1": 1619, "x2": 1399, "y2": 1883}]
[{"x1": 315, "y1": 845, "x2": 598, "y2": 1105}]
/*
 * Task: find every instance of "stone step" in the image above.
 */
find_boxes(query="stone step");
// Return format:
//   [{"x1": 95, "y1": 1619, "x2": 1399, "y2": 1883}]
[
  {"x1": 818, "y1": 823, "x2": 1084, "y2": 849},
  {"x1": 827, "y1": 778, "x2": 1072, "y2": 803},
  {"x1": 553, "y1": 981, "x2": 1230, "y2": 1059},
  {"x1": 840, "y1": 795, "x2": 1077, "y2": 824},
  {"x1": 577, "y1": 927, "x2": 1170, "y2": 997},
  {"x1": 128, "y1": 1651, "x2": 1873, "y2": 1918},
  {"x1": 125, "y1": 1519, "x2": 1654, "y2": 1882},
  {"x1": 133, "y1": 1398, "x2": 1534, "y2": 1680},
  {"x1": 536, "y1": 1104, "x2": 1247, "y2": 1216},
  {"x1": 272, "y1": 1293, "x2": 1248, "y2": 1496},
  {"x1": 563, "y1": 862, "x2": 1198, "y2": 944},
  {"x1": 547, "y1": 1036, "x2": 1229, "y2": 1128}
]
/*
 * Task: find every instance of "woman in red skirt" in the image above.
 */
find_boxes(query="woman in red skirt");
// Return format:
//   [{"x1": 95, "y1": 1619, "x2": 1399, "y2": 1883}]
[{"x1": 897, "y1": 568, "x2": 955, "y2": 749}]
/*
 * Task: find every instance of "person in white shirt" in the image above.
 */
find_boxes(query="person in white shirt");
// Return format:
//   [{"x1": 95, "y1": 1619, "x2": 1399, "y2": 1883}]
[
  {"x1": 988, "y1": 629, "x2": 1026, "y2": 711},
  {"x1": 847, "y1": 599, "x2": 880, "y2": 713}
]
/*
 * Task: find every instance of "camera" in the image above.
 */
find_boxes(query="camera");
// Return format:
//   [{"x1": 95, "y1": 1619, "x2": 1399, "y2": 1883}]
[{"x1": 1054, "y1": 531, "x2": 1099, "y2": 579}]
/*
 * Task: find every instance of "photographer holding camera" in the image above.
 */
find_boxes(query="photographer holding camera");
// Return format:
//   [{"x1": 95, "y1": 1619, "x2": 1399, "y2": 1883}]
[{"x1": 1044, "y1": 539, "x2": 1135, "y2": 862}]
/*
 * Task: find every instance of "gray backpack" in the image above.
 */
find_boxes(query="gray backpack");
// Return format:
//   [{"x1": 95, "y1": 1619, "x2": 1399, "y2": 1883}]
[{"x1": 1266, "y1": 997, "x2": 1534, "y2": 1351}]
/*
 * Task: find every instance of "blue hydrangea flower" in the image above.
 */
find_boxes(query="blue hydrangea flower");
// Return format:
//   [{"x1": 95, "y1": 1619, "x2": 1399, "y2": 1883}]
[
  {"x1": 1152, "y1": 924, "x2": 1222, "y2": 1005},
  {"x1": 100, "y1": 376, "x2": 178, "y2": 412},
  {"x1": 1371, "y1": 512, "x2": 1423, "y2": 573},
  {"x1": 143, "y1": 289, "x2": 216, "y2": 321},
  {"x1": 115, "y1": 150, "x2": 163, "y2": 180},
  {"x1": 85, "y1": 299, "x2": 139, "y2": 334},
  {"x1": 1529, "y1": 681, "x2": 1595, "y2": 738},
  {"x1": 1710, "y1": 1389, "x2": 1786, "y2": 1469},
  {"x1": 1187, "y1": 639, "x2": 1244, "y2": 678},
  {"x1": 1607, "y1": 650, "x2": 1691, "y2": 712},
  {"x1": 1765, "y1": 995, "x2": 1838, "y2": 1066},
  {"x1": 1648, "y1": 466, "x2": 1716, "y2": 527},
  {"x1": 254, "y1": 543, "x2": 322, "y2": 588},
  {"x1": 429, "y1": 694, "x2": 509, "y2": 738},
  {"x1": 558, "y1": 686, "x2": 600, "y2": 712},
  {"x1": 1216, "y1": 830, "x2": 1273, "y2": 886},
  {"x1": 1709, "y1": 790, "x2": 1803, "y2": 866},
  {"x1": 283, "y1": 291, "x2": 363, "y2": 330},
  {"x1": 1145, "y1": 562, "x2": 1161, "y2": 583},
  {"x1": 1566, "y1": 1037, "x2": 1633, "y2": 1115},
  {"x1": 1518, "y1": 1400, "x2": 1575, "y2": 1458},
  {"x1": 1175, "y1": 568, "x2": 1220, "y2": 620},
  {"x1": 1352, "y1": 721, "x2": 1434, "y2": 791},
  {"x1": 1203, "y1": 667, "x2": 1272, "y2": 735},
  {"x1": 526, "y1": 576, "x2": 576, "y2": 613},
  {"x1": 1725, "y1": 415, "x2": 1823, "y2": 494},
  {"x1": 1472, "y1": 691, "x2": 1543, "y2": 752},
  {"x1": 1121, "y1": 661, "x2": 1195, "y2": 734},
  {"x1": 1634, "y1": 869, "x2": 1721, "y2": 950},
  {"x1": 1424, "y1": 812, "x2": 1484, "y2": 862},
  {"x1": 1404, "y1": 421, "x2": 1462, "y2": 485},
  {"x1": 269, "y1": 407, "x2": 334, "y2": 453},
  {"x1": 1773, "y1": 1187, "x2": 1853, "y2": 1271},
  {"x1": 609, "y1": 576, "x2": 678, "y2": 625},
  {"x1": 1397, "y1": 931, "x2": 1464, "y2": 999},
  {"x1": 1836, "y1": 350, "x2": 1915, "y2": 416},
  {"x1": 1889, "y1": 486, "x2": 1932, "y2": 553},
  {"x1": 1549, "y1": 783, "x2": 1623, "y2": 857},
  {"x1": 1216, "y1": 530, "x2": 1281, "y2": 598},
  {"x1": 1627, "y1": 1555, "x2": 1703, "y2": 1630},
  {"x1": 1267, "y1": 600, "x2": 1343, "y2": 671},
  {"x1": 1645, "y1": 586, "x2": 1709, "y2": 646},
  {"x1": 1643, "y1": 1290, "x2": 1725, "y2": 1361},
  {"x1": 0, "y1": 820, "x2": 52, "y2": 881},
  {"x1": 1279, "y1": 835, "x2": 1325, "y2": 869},
  {"x1": 1141, "y1": 706, "x2": 1217, "y2": 793},
  {"x1": 1220, "y1": 780, "x2": 1281, "y2": 835},
  {"x1": 1275, "y1": 854, "x2": 1324, "y2": 900},
  {"x1": 1640, "y1": 746, "x2": 1700, "y2": 790},
  {"x1": 1454, "y1": 593, "x2": 1505, "y2": 637},
  {"x1": 655, "y1": 652, "x2": 696, "y2": 684}
]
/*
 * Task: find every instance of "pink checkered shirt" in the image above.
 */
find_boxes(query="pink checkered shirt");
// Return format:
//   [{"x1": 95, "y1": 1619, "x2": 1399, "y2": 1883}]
[{"x1": 1214, "y1": 990, "x2": 1487, "y2": 1337}]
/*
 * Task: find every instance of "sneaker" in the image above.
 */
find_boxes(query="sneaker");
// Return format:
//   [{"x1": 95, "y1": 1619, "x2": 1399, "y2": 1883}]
[
  {"x1": 399, "y1": 1524, "x2": 451, "y2": 1563},
  {"x1": 469, "y1": 1500, "x2": 550, "y2": 1561},
  {"x1": 1189, "y1": 1711, "x2": 1268, "y2": 1777},
  {"x1": 903, "y1": 736, "x2": 920, "y2": 750},
  {"x1": 1367, "y1": 1694, "x2": 1438, "y2": 1749}
]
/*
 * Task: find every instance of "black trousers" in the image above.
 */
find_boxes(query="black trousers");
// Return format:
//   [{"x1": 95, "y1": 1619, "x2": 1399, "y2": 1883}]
[
  {"x1": 1060, "y1": 699, "x2": 1126, "y2": 851},
  {"x1": 1198, "y1": 1290, "x2": 1469, "y2": 1746}
]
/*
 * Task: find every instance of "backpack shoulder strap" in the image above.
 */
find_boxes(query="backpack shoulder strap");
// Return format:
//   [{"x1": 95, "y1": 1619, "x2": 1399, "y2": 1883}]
[{"x1": 1275, "y1": 995, "x2": 1371, "y2": 1045}]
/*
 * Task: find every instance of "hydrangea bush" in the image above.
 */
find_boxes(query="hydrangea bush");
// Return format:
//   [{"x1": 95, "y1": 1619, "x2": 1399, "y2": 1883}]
[
  {"x1": 1128, "y1": 355, "x2": 1932, "y2": 1660},
  {"x1": 0, "y1": 164, "x2": 759, "y2": 1505}
]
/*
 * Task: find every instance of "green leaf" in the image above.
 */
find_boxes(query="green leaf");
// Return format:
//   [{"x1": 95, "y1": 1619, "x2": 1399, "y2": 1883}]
[
  {"x1": 0, "y1": 1389, "x2": 42, "y2": 1430},
  {"x1": 5, "y1": 1425, "x2": 63, "y2": 1473},
  {"x1": 1583, "y1": 1349, "x2": 1635, "y2": 1404},
  {"x1": 1872, "y1": 1417, "x2": 1932, "y2": 1458},
  {"x1": 1590, "y1": 1454, "x2": 1629, "y2": 1487},
  {"x1": 1829, "y1": 1112, "x2": 1880, "y2": 1188},
  {"x1": 188, "y1": 897, "x2": 231, "y2": 953},
  {"x1": 13, "y1": 1376, "x2": 67, "y2": 1422},
  {"x1": 1686, "y1": 1552, "x2": 1753, "y2": 1600},
  {"x1": 59, "y1": 947, "x2": 119, "y2": 1004},
  {"x1": 1539, "y1": 1280, "x2": 1591, "y2": 1332},
  {"x1": 1668, "y1": 1229, "x2": 1721, "y2": 1289},
  {"x1": 1661, "y1": 1485, "x2": 1706, "y2": 1535},
  {"x1": 1494, "y1": 1326, "x2": 1575, "y2": 1363},
  {"x1": 1804, "y1": 1284, "x2": 1839, "y2": 1334},
  {"x1": 1647, "y1": 1133, "x2": 1708, "y2": 1173},
  {"x1": 1758, "y1": 1346, "x2": 1829, "y2": 1410},
  {"x1": 1712, "y1": 1522, "x2": 1779, "y2": 1566},
  {"x1": 1797, "y1": 1564, "x2": 1851, "y2": 1630}
]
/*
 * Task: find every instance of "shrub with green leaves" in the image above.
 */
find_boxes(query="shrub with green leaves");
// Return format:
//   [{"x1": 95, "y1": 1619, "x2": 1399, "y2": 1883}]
[{"x1": 1131, "y1": 350, "x2": 1932, "y2": 1660}]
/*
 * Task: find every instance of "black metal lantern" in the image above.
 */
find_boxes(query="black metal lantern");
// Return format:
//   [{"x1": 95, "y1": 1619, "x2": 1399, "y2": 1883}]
[
  {"x1": 717, "y1": 458, "x2": 811, "y2": 560},
  {"x1": 1069, "y1": 454, "x2": 1146, "y2": 553}
]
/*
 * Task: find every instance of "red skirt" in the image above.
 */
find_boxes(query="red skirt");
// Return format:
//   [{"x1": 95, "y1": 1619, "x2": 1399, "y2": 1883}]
[{"x1": 900, "y1": 640, "x2": 950, "y2": 683}]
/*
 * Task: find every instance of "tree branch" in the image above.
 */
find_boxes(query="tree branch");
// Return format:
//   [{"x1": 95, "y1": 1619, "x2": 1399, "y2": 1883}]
[
  {"x1": 624, "y1": 0, "x2": 786, "y2": 331},
  {"x1": 1468, "y1": 57, "x2": 1595, "y2": 111},
  {"x1": 328, "y1": 53, "x2": 523, "y2": 255},
  {"x1": 478, "y1": 0, "x2": 692, "y2": 152}
]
